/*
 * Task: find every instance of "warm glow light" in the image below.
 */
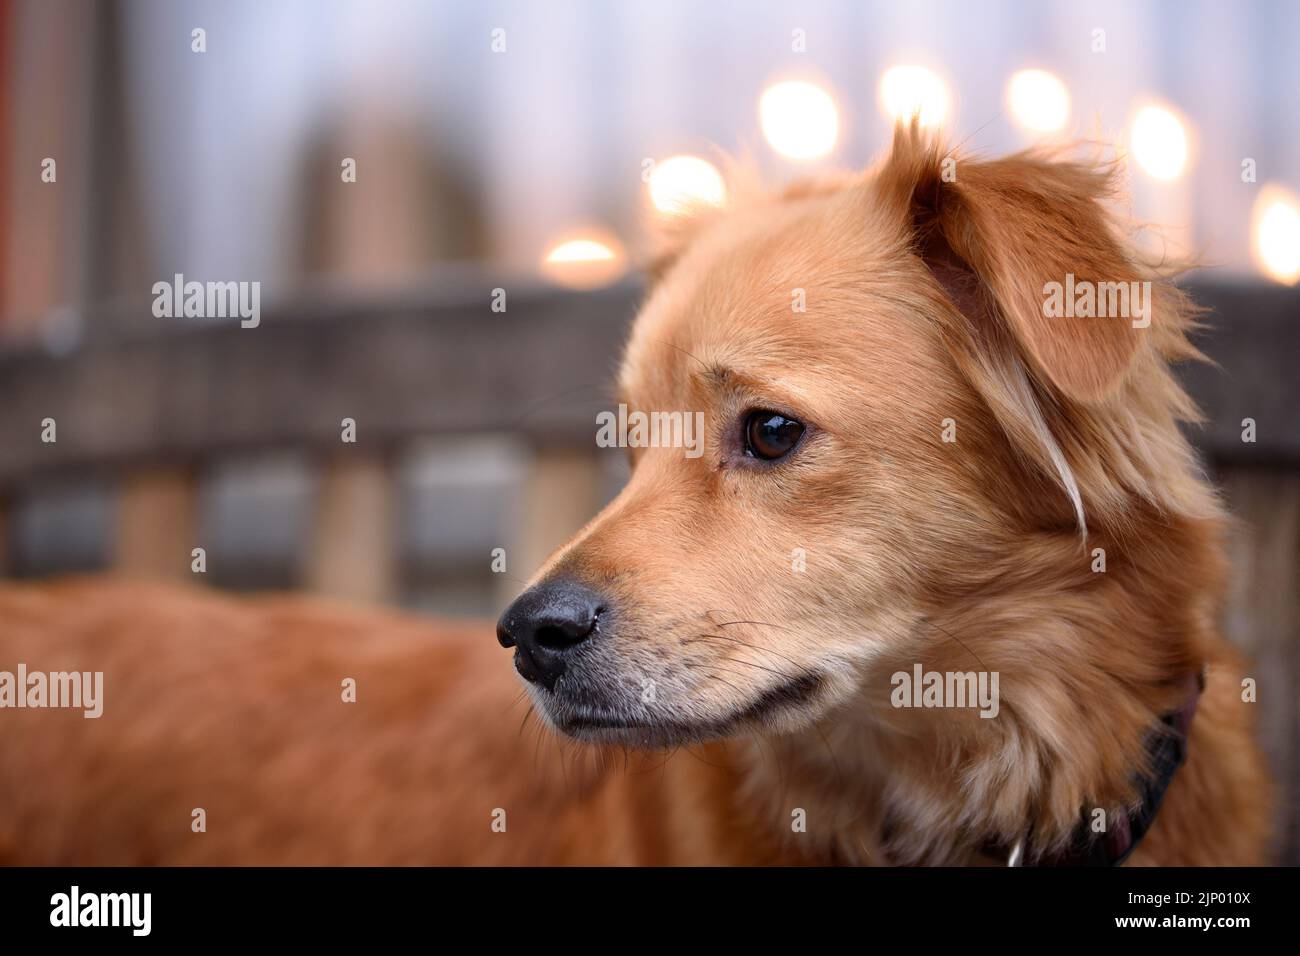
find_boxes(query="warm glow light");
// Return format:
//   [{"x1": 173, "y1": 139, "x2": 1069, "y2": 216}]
[
  {"x1": 759, "y1": 80, "x2": 839, "y2": 160},
  {"x1": 1131, "y1": 104, "x2": 1189, "y2": 181},
  {"x1": 546, "y1": 239, "x2": 614, "y2": 263},
  {"x1": 879, "y1": 65, "x2": 950, "y2": 128},
  {"x1": 648, "y1": 155, "x2": 727, "y2": 214},
  {"x1": 1252, "y1": 185, "x2": 1300, "y2": 285},
  {"x1": 1007, "y1": 69, "x2": 1070, "y2": 132},
  {"x1": 541, "y1": 232, "x2": 626, "y2": 289}
]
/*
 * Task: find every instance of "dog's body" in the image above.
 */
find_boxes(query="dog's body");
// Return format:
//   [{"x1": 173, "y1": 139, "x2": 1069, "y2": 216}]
[
  {"x1": 0, "y1": 578, "x2": 794, "y2": 865},
  {"x1": 0, "y1": 130, "x2": 1274, "y2": 865}
]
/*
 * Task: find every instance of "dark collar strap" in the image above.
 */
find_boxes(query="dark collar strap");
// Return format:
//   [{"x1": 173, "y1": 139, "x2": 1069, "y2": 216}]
[{"x1": 999, "y1": 670, "x2": 1204, "y2": 867}]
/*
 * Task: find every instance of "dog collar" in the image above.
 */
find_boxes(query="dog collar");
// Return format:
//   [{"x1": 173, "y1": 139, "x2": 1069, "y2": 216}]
[{"x1": 999, "y1": 669, "x2": 1205, "y2": 867}]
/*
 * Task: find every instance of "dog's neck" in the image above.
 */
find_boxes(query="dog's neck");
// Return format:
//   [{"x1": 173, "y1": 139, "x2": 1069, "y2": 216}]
[{"x1": 739, "y1": 520, "x2": 1221, "y2": 866}]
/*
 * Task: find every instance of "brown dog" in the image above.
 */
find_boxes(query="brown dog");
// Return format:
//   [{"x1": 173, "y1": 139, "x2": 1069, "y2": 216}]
[{"x1": 0, "y1": 127, "x2": 1273, "y2": 865}]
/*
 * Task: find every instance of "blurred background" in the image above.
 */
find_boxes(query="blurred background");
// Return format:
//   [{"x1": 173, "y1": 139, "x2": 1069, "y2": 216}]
[{"x1": 0, "y1": 0, "x2": 1296, "y2": 859}]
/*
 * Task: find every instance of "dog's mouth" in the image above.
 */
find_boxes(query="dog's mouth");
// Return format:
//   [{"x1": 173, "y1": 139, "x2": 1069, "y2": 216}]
[{"x1": 546, "y1": 671, "x2": 827, "y2": 746}]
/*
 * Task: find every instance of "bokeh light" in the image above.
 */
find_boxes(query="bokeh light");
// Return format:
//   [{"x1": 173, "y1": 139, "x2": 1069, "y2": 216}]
[
  {"x1": 1131, "y1": 104, "x2": 1190, "y2": 181},
  {"x1": 647, "y1": 155, "x2": 727, "y2": 215},
  {"x1": 1252, "y1": 185, "x2": 1300, "y2": 285},
  {"x1": 1007, "y1": 69, "x2": 1070, "y2": 132},
  {"x1": 879, "y1": 65, "x2": 950, "y2": 128},
  {"x1": 541, "y1": 232, "x2": 627, "y2": 289},
  {"x1": 759, "y1": 80, "x2": 839, "y2": 160}
]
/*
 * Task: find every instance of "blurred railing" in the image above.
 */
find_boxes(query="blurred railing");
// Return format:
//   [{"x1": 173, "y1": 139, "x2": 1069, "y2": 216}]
[
  {"x1": 0, "y1": 277, "x2": 638, "y2": 606},
  {"x1": 0, "y1": 277, "x2": 1297, "y2": 860}
]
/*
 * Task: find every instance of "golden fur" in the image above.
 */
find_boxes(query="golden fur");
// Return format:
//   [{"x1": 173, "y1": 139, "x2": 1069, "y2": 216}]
[{"x1": 0, "y1": 128, "x2": 1273, "y2": 865}]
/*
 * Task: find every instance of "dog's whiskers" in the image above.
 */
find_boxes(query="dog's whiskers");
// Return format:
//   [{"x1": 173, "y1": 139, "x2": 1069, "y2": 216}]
[
  {"x1": 704, "y1": 671, "x2": 748, "y2": 700},
  {"x1": 701, "y1": 653, "x2": 804, "y2": 689},
  {"x1": 515, "y1": 703, "x2": 536, "y2": 743},
  {"x1": 688, "y1": 631, "x2": 808, "y2": 677}
]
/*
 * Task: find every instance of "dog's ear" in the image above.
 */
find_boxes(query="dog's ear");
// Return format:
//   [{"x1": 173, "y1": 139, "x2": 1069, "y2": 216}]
[{"x1": 877, "y1": 125, "x2": 1146, "y2": 404}]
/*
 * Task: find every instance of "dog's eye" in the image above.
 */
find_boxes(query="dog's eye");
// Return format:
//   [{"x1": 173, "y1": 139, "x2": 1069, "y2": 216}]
[{"x1": 743, "y1": 411, "x2": 805, "y2": 461}]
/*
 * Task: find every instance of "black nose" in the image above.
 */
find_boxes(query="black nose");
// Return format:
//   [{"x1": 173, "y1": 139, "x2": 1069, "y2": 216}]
[{"x1": 496, "y1": 578, "x2": 604, "y2": 690}]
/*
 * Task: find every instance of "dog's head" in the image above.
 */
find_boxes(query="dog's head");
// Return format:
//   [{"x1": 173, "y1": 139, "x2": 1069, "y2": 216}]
[{"x1": 498, "y1": 126, "x2": 1202, "y2": 747}]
